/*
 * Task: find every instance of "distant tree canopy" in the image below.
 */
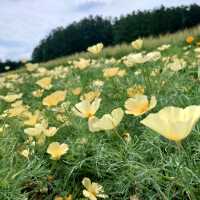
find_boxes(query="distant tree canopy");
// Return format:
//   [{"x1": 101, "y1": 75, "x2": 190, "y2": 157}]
[
  {"x1": 0, "y1": 60, "x2": 23, "y2": 73},
  {"x1": 32, "y1": 16, "x2": 113, "y2": 62},
  {"x1": 32, "y1": 4, "x2": 200, "y2": 62}
]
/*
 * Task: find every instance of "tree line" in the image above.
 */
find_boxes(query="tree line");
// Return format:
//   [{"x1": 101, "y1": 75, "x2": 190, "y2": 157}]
[
  {"x1": 0, "y1": 60, "x2": 23, "y2": 73},
  {"x1": 32, "y1": 4, "x2": 200, "y2": 62}
]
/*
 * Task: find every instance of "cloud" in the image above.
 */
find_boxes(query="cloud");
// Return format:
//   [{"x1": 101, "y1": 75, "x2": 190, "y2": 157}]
[
  {"x1": 0, "y1": 0, "x2": 198, "y2": 61},
  {"x1": 75, "y1": 2, "x2": 104, "y2": 12},
  {"x1": 74, "y1": 0, "x2": 114, "y2": 12}
]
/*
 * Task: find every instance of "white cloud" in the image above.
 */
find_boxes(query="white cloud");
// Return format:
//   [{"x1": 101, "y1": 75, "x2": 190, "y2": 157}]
[{"x1": 0, "y1": 0, "x2": 198, "y2": 61}]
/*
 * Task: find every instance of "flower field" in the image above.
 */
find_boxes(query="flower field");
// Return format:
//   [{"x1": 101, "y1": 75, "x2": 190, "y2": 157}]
[{"x1": 1, "y1": 32, "x2": 200, "y2": 200}]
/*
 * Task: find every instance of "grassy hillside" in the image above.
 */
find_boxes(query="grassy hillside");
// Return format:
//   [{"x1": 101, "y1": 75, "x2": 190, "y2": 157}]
[
  {"x1": 1, "y1": 27, "x2": 200, "y2": 200},
  {"x1": 42, "y1": 25, "x2": 200, "y2": 68}
]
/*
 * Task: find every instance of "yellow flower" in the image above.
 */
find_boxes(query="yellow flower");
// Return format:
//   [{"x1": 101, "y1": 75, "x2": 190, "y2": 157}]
[
  {"x1": 130, "y1": 195, "x2": 139, "y2": 200},
  {"x1": 87, "y1": 43, "x2": 104, "y2": 54},
  {"x1": 23, "y1": 110, "x2": 41, "y2": 126},
  {"x1": 127, "y1": 85, "x2": 144, "y2": 97},
  {"x1": 11, "y1": 100, "x2": 23, "y2": 107},
  {"x1": 165, "y1": 57, "x2": 186, "y2": 72},
  {"x1": 80, "y1": 91, "x2": 101, "y2": 102},
  {"x1": 36, "y1": 77, "x2": 52, "y2": 90},
  {"x1": 73, "y1": 58, "x2": 90, "y2": 70},
  {"x1": 122, "y1": 132, "x2": 132, "y2": 143},
  {"x1": 186, "y1": 36, "x2": 194, "y2": 44},
  {"x1": 43, "y1": 90, "x2": 66, "y2": 107},
  {"x1": 88, "y1": 108, "x2": 124, "y2": 132},
  {"x1": 24, "y1": 121, "x2": 58, "y2": 144},
  {"x1": 157, "y1": 44, "x2": 171, "y2": 51},
  {"x1": 103, "y1": 67, "x2": 125, "y2": 78},
  {"x1": 21, "y1": 58, "x2": 28, "y2": 63},
  {"x1": 103, "y1": 67, "x2": 119, "y2": 78},
  {"x1": 0, "y1": 93, "x2": 22, "y2": 103},
  {"x1": 73, "y1": 98, "x2": 101, "y2": 118},
  {"x1": 131, "y1": 38, "x2": 143, "y2": 49},
  {"x1": 32, "y1": 89, "x2": 44, "y2": 97},
  {"x1": 19, "y1": 148, "x2": 30, "y2": 159},
  {"x1": 123, "y1": 53, "x2": 146, "y2": 67},
  {"x1": 144, "y1": 51, "x2": 161, "y2": 62},
  {"x1": 54, "y1": 197, "x2": 63, "y2": 200},
  {"x1": 194, "y1": 47, "x2": 200, "y2": 54},
  {"x1": 47, "y1": 142, "x2": 69, "y2": 160},
  {"x1": 54, "y1": 195, "x2": 72, "y2": 200},
  {"x1": 72, "y1": 87, "x2": 82, "y2": 96},
  {"x1": 125, "y1": 95, "x2": 157, "y2": 116},
  {"x1": 93, "y1": 80, "x2": 104, "y2": 88},
  {"x1": 82, "y1": 177, "x2": 108, "y2": 200},
  {"x1": 65, "y1": 194, "x2": 73, "y2": 200},
  {"x1": 117, "y1": 69, "x2": 126, "y2": 77},
  {"x1": 140, "y1": 106, "x2": 200, "y2": 141},
  {"x1": 8, "y1": 105, "x2": 28, "y2": 117},
  {"x1": 6, "y1": 74, "x2": 19, "y2": 80},
  {"x1": 25, "y1": 63, "x2": 39, "y2": 72}
]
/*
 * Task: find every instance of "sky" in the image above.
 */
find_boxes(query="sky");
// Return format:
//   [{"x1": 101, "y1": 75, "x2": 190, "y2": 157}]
[{"x1": 0, "y1": 0, "x2": 198, "y2": 61}]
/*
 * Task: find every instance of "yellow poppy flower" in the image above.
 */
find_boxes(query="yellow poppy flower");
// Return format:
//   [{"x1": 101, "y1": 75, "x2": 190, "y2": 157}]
[
  {"x1": 43, "y1": 90, "x2": 66, "y2": 107},
  {"x1": 131, "y1": 38, "x2": 143, "y2": 49},
  {"x1": 6, "y1": 74, "x2": 19, "y2": 80},
  {"x1": 144, "y1": 51, "x2": 161, "y2": 62},
  {"x1": 54, "y1": 197, "x2": 63, "y2": 200},
  {"x1": 47, "y1": 142, "x2": 69, "y2": 160},
  {"x1": 54, "y1": 194, "x2": 72, "y2": 200},
  {"x1": 123, "y1": 53, "x2": 146, "y2": 67},
  {"x1": 103, "y1": 67, "x2": 119, "y2": 78},
  {"x1": 32, "y1": 89, "x2": 44, "y2": 97},
  {"x1": 130, "y1": 195, "x2": 139, "y2": 200},
  {"x1": 125, "y1": 95, "x2": 157, "y2": 116},
  {"x1": 25, "y1": 63, "x2": 39, "y2": 72},
  {"x1": 73, "y1": 58, "x2": 90, "y2": 70},
  {"x1": 82, "y1": 177, "x2": 108, "y2": 200},
  {"x1": 73, "y1": 98, "x2": 101, "y2": 118},
  {"x1": 24, "y1": 121, "x2": 58, "y2": 144},
  {"x1": 140, "y1": 106, "x2": 200, "y2": 141},
  {"x1": 194, "y1": 47, "x2": 200, "y2": 54},
  {"x1": 88, "y1": 108, "x2": 124, "y2": 132},
  {"x1": 127, "y1": 85, "x2": 144, "y2": 97},
  {"x1": 165, "y1": 57, "x2": 186, "y2": 72},
  {"x1": 36, "y1": 77, "x2": 52, "y2": 90},
  {"x1": 117, "y1": 69, "x2": 126, "y2": 77},
  {"x1": 65, "y1": 194, "x2": 73, "y2": 200},
  {"x1": 103, "y1": 68, "x2": 125, "y2": 78},
  {"x1": 80, "y1": 91, "x2": 101, "y2": 102},
  {"x1": 186, "y1": 36, "x2": 194, "y2": 44},
  {"x1": 0, "y1": 93, "x2": 23, "y2": 103},
  {"x1": 11, "y1": 100, "x2": 23, "y2": 107},
  {"x1": 122, "y1": 132, "x2": 132, "y2": 143},
  {"x1": 157, "y1": 44, "x2": 171, "y2": 51},
  {"x1": 93, "y1": 80, "x2": 104, "y2": 88},
  {"x1": 8, "y1": 105, "x2": 28, "y2": 117},
  {"x1": 87, "y1": 43, "x2": 104, "y2": 54},
  {"x1": 23, "y1": 110, "x2": 41, "y2": 126},
  {"x1": 72, "y1": 87, "x2": 82, "y2": 96},
  {"x1": 19, "y1": 148, "x2": 29, "y2": 159}
]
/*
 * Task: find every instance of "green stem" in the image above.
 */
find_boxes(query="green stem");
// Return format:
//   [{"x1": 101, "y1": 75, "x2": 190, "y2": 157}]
[
  {"x1": 114, "y1": 129, "x2": 126, "y2": 145},
  {"x1": 175, "y1": 140, "x2": 183, "y2": 151}
]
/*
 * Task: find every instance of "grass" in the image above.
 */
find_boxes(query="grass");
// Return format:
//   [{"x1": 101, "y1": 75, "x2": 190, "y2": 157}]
[{"x1": 1, "y1": 27, "x2": 200, "y2": 200}]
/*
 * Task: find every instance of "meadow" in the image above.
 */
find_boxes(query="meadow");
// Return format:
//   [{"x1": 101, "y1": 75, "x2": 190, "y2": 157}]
[{"x1": 1, "y1": 27, "x2": 200, "y2": 200}]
